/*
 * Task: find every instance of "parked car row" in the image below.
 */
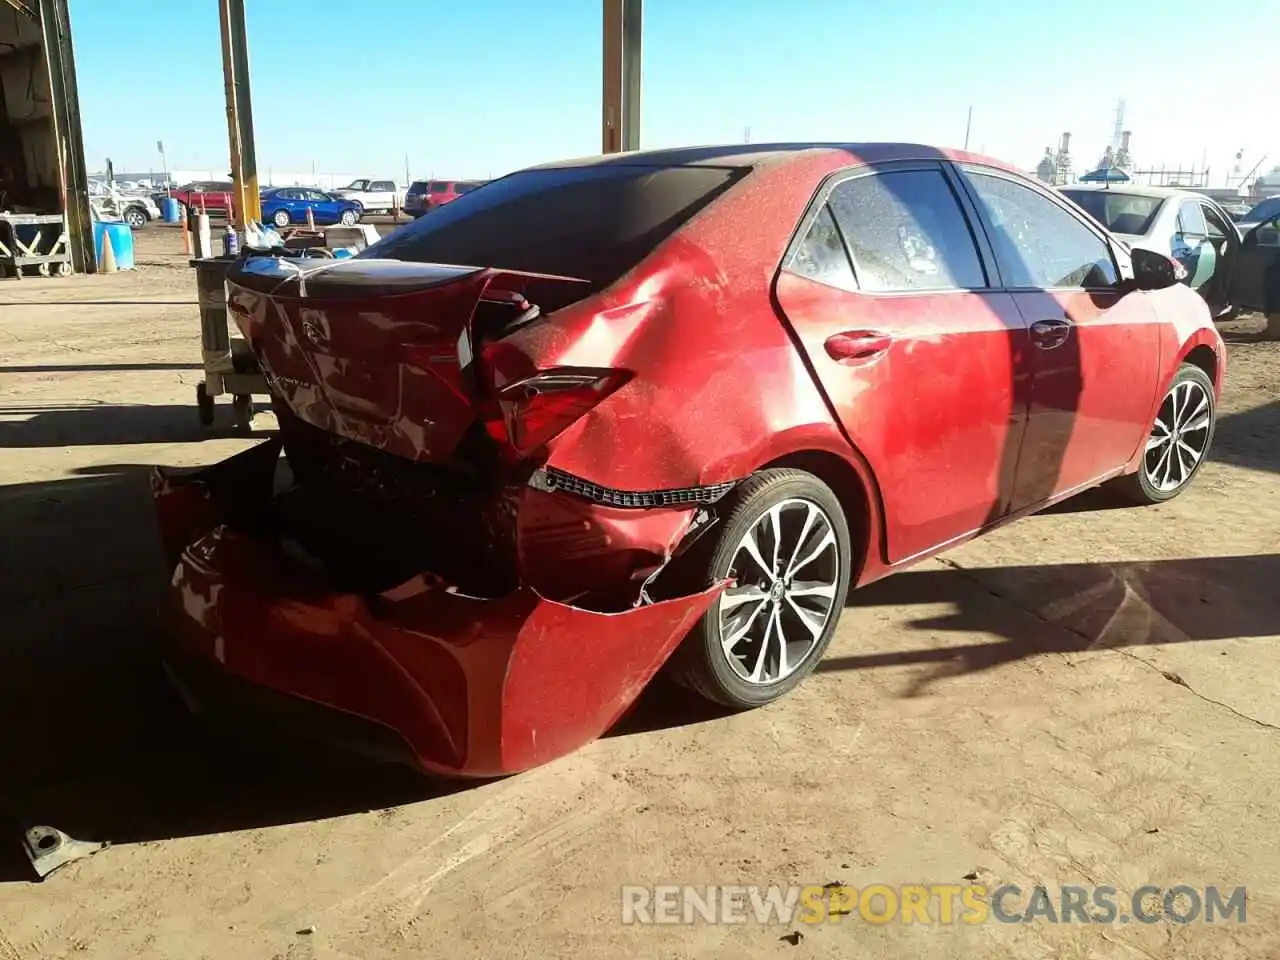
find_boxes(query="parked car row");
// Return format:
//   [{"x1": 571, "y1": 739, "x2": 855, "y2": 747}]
[
  {"x1": 1059, "y1": 184, "x2": 1280, "y2": 319},
  {"x1": 163, "y1": 177, "x2": 491, "y2": 225}
]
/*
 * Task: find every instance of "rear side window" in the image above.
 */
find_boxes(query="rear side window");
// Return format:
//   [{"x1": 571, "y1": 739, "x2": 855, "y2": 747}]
[
  {"x1": 967, "y1": 172, "x2": 1118, "y2": 289},
  {"x1": 361, "y1": 164, "x2": 746, "y2": 288},
  {"x1": 788, "y1": 205, "x2": 856, "y2": 291},
  {"x1": 1176, "y1": 201, "x2": 1208, "y2": 237},
  {"x1": 371, "y1": 180, "x2": 395, "y2": 191},
  {"x1": 826, "y1": 170, "x2": 986, "y2": 292}
]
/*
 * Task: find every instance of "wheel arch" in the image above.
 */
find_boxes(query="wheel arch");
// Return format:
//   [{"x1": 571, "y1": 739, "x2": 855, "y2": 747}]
[{"x1": 757, "y1": 445, "x2": 887, "y2": 586}]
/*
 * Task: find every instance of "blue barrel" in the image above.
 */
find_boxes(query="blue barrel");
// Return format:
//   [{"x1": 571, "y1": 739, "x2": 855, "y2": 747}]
[
  {"x1": 93, "y1": 221, "x2": 136, "y2": 270},
  {"x1": 161, "y1": 196, "x2": 182, "y2": 222}
]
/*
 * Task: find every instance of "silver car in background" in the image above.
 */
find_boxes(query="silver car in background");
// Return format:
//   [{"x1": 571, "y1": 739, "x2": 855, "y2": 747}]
[{"x1": 1060, "y1": 184, "x2": 1242, "y2": 316}]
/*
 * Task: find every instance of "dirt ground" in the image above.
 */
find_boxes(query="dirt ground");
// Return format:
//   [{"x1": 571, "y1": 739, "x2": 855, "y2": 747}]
[{"x1": 1, "y1": 225, "x2": 1278, "y2": 960}]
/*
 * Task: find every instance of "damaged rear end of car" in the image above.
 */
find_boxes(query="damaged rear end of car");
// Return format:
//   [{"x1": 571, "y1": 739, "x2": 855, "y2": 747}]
[{"x1": 152, "y1": 252, "x2": 731, "y2": 778}]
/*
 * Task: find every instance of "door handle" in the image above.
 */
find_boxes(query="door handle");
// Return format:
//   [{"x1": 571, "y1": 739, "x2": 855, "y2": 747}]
[
  {"x1": 825, "y1": 330, "x2": 893, "y2": 363},
  {"x1": 1029, "y1": 319, "x2": 1072, "y2": 350}
]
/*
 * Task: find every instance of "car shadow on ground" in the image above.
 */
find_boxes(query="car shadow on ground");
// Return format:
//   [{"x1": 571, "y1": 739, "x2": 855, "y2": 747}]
[
  {"x1": 0, "y1": 402, "x2": 272, "y2": 447},
  {"x1": 830, "y1": 551, "x2": 1280, "y2": 696}
]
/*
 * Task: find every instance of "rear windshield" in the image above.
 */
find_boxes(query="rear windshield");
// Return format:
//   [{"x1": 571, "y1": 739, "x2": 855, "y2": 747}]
[
  {"x1": 1244, "y1": 197, "x2": 1280, "y2": 224},
  {"x1": 360, "y1": 164, "x2": 746, "y2": 287},
  {"x1": 407, "y1": 181, "x2": 429, "y2": 193},
  {"x1": 1061, "y1": 190, "x2": 1164, "y2": 236}
]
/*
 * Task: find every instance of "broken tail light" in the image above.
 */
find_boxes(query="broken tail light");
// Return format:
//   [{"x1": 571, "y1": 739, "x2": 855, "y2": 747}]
[{"x1": 488, "y1": 368, "x2": 631, "y2": 457}]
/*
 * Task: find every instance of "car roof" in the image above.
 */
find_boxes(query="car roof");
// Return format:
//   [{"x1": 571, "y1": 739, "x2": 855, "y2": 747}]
[
  {"x1": 1061, "y1": 183, "x2": 1206, "y2": 201},
  {"x1": 525, "y1": 142, "x2": 1022, "y2": 175}
]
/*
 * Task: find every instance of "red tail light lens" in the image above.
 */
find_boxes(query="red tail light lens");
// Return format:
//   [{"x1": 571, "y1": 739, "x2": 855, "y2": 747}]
[{"x1": 491, "y1": 368, "x2": 630, "y2": 456}]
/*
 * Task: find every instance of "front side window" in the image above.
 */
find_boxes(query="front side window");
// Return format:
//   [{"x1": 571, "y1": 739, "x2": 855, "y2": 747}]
[
  {"x1": 825, "y1": 169, "x2": 986, "y2": 293},
  {"x1": 429, "y1": 182, "x2": 449, "y2": 194},
  {"x1": 787, "y1": 204, "x2": 856, "y2": 290},
  {"x1": 968, "y1": 172, "x2": 1118, "y2": 289}
]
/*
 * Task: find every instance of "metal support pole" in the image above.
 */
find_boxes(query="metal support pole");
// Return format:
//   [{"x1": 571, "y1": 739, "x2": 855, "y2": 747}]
[
  {"x1": 602, "y1": 0, "x2": 641, "y2": 154},
  {"x1": 218, "y1": 0, "x2": 261, "y2": 228}
]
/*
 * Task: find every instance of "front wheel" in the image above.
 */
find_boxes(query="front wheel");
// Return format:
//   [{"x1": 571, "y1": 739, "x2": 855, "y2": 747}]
[
  {"x1": 272, "y1": 209, "x2": 290, "y2": 229},
  {"x1": 668, "y1": 469, "x2": 852, "y2": 709},
  {"x1": 123, "y1": 206, "x2": 147, "y2": 228},
  {"x1": 339, "y1": 209, "x2": 358, "y2": 226},
  {"x1": 1113, "y1": 363, "x2": 1216, "y2": 505}
]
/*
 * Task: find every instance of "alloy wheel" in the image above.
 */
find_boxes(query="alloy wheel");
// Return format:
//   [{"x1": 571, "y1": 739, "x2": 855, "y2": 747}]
[
  {"x1": 1143, "y1": 378, "x2": 1212, "y2": 493},
  {"x1": 718, "y1": 497, "x2": 840, "y2": 685}
]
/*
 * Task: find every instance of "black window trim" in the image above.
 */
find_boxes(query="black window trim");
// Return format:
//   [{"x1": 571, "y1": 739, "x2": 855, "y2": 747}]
[
  {"x1": 779, "y1": 159, "x2": 998, "y2": 297},
  {"x1": 953, "y1": 162, "x2": 1128, "y2": 293}
]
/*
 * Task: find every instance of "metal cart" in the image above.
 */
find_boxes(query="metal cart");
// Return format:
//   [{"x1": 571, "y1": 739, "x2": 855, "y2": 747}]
[
  {"x1": 191, "y1": 255, "x2": 268, "y2": 430},
  {"x1": 191, "y1": 241, "x2": 349, "y2": 429},
  {"x1": 0, "y1": 214, "x2": 73, "y2": 279}
]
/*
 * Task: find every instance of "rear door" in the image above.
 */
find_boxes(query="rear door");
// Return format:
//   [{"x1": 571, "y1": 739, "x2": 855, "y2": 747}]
[
  {"x1": 1230, "y1": 213, "x2": 1280, "y2": 314},
  {"x1": 773, "y1": 161, "x2": 1032, "y2": 564},
  {"x1": 958, "y1": 166, "x2": 1162, "y2": 508}
]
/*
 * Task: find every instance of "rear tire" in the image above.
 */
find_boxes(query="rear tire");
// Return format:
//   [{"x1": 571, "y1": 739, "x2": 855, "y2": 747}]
[
  {"x1": 668, "y1": 469, "x2": 852, "y2": 709},
  {"x1": 1112, "y1": 363, "x2": 1215, "y2": 505}
]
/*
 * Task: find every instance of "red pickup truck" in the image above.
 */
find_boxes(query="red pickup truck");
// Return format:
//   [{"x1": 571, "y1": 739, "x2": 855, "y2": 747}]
[{"x1": 171, "y1": 181, "x2": 237, "y2": 215}]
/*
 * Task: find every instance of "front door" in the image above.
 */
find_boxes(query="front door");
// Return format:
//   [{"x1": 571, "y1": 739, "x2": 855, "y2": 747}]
[
  {"x1": 1230, "y1": 214, "x2": 1280, "y2": 315},
  {"x1": 1195, "y1": 201, "x2": 1239, "y2": 317},
  {"x1": 958, "y1": 167, "x2": 1162, "y2": 510},
  {"x1": 773, "y1": 162, "x2": 1032, "y2": 564}
]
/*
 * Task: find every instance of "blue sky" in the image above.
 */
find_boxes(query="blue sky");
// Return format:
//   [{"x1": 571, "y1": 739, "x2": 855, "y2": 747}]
[{"x1": 69, "y1": 0, "x2": 1278, "y2": 184}]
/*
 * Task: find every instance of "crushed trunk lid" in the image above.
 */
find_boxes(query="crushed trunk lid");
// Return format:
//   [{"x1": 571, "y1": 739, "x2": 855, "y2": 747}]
[{"x1": 225, "y1": 256, "x2": 589, "y2": 462}]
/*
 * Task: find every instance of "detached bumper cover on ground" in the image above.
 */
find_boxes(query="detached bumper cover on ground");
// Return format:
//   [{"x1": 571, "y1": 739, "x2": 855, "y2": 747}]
[{"x1": 150, "y1": 440, "x2": 723, "y2": 778}]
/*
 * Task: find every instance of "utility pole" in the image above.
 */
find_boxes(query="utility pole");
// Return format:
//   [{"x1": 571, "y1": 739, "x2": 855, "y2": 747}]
[
  {"x1": 744, "y1": 126, "x2": 751, "y2": 144},
  {"x1": 602, "y1": 0, "x2": 642, "y2": 153},
  {"x1": 218, "y1": 0, "x2": 261, "y2": 226},
  {"x1": 963, "y1": 106, "x2": 973, "y2": 151}
]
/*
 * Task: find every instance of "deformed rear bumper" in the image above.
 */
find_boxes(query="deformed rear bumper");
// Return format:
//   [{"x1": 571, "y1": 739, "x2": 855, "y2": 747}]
[{"x1": 150, "y1": 441, "x2": 722, "y2": 778}]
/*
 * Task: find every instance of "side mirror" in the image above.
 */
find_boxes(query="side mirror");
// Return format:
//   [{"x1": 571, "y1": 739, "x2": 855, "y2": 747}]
[{"x1": 1130, "y1": 247, "x2": 1181, "y2": 291}]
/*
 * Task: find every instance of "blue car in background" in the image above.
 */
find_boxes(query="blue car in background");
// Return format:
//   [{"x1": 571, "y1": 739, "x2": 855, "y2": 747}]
[{"x1": 260, "y1": 187, "x2": 361, "y2": 228}]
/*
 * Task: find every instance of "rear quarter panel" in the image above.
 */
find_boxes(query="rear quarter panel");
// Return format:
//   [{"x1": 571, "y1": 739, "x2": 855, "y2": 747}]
[
  {"x1": 1125, "y1": 282, "x2": 1225, "y2": 471},
  {"x1": 513, "y1": 151, "x2": 865, "y2": 490}
]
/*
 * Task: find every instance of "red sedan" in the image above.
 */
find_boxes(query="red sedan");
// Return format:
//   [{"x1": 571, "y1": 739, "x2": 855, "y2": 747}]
[{"x1": 153, "y1": 143, "x2": 1226, "y2": 777}]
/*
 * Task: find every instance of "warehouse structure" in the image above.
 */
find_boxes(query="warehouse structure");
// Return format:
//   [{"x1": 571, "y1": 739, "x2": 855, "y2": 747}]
[{"x1": 0, "y1": 0, "x2": 93, "y2": 272}]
